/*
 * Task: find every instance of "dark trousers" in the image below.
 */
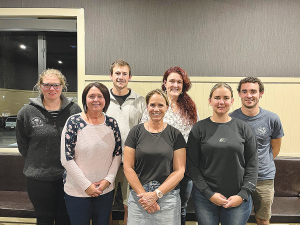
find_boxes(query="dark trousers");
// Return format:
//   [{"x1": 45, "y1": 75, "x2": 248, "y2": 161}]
[
  {"x1": 27, "y1": 177, "x2": 71, "y2": 225},
  {"x1": 65, "y1": 190, "x2": 114, "y2": 225}
]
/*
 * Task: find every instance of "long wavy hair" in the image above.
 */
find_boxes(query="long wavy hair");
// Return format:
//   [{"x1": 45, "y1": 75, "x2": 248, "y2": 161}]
[{"x1": 162, "y1": 66, "x2": 198, "y2": 125}]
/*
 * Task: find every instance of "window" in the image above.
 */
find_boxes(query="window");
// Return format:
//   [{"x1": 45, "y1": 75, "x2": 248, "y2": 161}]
[{"x1": 0, "y1": 9, "x2": 84, "y2": 150}]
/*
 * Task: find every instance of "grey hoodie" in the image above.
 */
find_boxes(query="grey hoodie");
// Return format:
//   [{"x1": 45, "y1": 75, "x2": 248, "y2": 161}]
[{"x1": 16, "y1": 95, "x2": 81, "y2": 181}]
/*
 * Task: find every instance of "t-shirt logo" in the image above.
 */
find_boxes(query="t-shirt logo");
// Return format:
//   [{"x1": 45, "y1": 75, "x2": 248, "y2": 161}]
[
  {"x1": 30, "y1": 117, "x2": 43, "y2": 127},
  {"x1": 257, "y1": 126, "x2": 267, "y2": 135},
  {"x1": 219, "y1": 138, "x2": 227, "y2": 142}
]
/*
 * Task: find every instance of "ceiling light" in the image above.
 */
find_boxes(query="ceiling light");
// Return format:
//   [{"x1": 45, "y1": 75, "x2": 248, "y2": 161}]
[{"x1": 20, "y1": 44, "x2": 26, "y2": 50}]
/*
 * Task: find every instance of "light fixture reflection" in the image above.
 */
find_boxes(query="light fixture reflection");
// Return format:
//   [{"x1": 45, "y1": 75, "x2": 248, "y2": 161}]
[
  {"x1": 58, "y1": 61, "x2": 63, "y2": 64},
  {"x1": 20, "y1": 44, "x2": 26, "y2": 50}
]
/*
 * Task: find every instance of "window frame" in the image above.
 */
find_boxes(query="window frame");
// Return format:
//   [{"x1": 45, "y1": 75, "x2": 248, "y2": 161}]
[{"x1": 0, "y1": 8, "x2": 85, "y2": 153}]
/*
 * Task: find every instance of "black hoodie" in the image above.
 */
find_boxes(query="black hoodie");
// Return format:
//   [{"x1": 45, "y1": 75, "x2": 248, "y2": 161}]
[{"x1": 16, "y1": 95, "x2": 81, "y2": 181}]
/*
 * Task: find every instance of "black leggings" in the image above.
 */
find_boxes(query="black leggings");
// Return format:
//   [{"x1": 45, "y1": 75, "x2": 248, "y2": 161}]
[{"x1": 27, "y1": 177, "x2": 71, "y2": 225}]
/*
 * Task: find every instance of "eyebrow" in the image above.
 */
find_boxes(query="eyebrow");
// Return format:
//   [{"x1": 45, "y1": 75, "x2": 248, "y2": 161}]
[{"x1": 241, "y1": 89, "x2": 257, "y2": 91}]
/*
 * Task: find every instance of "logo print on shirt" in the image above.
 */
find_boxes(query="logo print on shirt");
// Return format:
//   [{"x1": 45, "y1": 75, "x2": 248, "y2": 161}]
[
  {"x1": 219, "y1": 138, "x2": 227, "y2": 142},
  {"x1": 30, "y1": 117, "x2": 43, "y2": 127},
  {"x1": 257, "y1": 126, "x2": 267, "y2": 135}
]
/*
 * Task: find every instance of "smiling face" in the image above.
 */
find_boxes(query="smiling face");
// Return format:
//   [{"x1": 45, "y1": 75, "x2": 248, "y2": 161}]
[
  {"x1": 147, "y1": 93, "x2": 168, "y2": 123},
  {"x1": 164, "y1": 73, "x2": 183, "y2": 100},
  {"x1": 209, "y1": 87, "x2": 234, "y2": 116},
  {"x1": 238, "y1": 82, "x2": 263, "y2": 110},
  {"x1": 110, "y1": 65, "x2": 131, "y2": 91},
  {"x1": 86, "y1": 86, "x2": 106, "y2": 113},
  {"x1": 40, "y1": 76, "x2": 62, "y2": 101}
]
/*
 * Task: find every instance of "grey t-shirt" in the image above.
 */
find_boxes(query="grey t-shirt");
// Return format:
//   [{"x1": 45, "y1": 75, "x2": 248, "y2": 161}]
[
  {"x1": 231, "y1": 108, "x2": 284, "y2": 180},
  {"x1": 125, "y1": 123, "x2": 186, "y2": 189}
]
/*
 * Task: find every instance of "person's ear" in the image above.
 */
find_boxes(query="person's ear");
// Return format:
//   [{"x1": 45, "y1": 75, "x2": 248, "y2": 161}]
[
  {"x1": 208, "y1": 98, "x2": 212, "y2": 106},
  {"x1": 259, "y1": 91, "x2": 264, "y2": 98}
]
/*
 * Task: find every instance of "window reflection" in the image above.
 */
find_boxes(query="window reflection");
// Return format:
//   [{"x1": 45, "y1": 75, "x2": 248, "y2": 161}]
[{"x1": 0, "y1": 31, "x2": 77, "y2": 148}]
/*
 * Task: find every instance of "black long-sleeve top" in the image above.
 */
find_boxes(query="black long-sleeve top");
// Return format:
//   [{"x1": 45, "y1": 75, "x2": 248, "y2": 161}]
[{"x1": 187, "y1": 117, "x2": 258, "y2": 201}]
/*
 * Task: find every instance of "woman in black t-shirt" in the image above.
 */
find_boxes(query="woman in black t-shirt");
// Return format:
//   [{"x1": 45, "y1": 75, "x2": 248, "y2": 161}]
[{"x1": 123, "y1": 89, "x2": 186, "y2": 225}]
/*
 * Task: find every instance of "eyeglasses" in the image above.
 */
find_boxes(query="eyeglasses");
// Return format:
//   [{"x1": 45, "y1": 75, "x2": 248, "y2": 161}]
[{"x1": 42, "y1": 83, "x2": 62, "y2": 90}]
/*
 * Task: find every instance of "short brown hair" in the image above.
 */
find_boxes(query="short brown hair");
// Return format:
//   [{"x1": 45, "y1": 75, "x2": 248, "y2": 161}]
[
  {"x1": 82, "y1": 82, "x2": 110, "y2": 113},
  {"x1": 110, "y1": 59, "x2": 131, "y2": 76},
  {"x1": 237, "y1": 77, "x2": 264, "y2": 93}
]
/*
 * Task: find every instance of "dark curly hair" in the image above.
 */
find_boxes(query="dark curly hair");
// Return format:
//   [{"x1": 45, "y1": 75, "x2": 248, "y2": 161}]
[
  {"x1": 237, "y1": 77, "x2": 264, "y2": 93},
  {"x1": 162, "y1": 66, "x2": 198, "y2": 125}
]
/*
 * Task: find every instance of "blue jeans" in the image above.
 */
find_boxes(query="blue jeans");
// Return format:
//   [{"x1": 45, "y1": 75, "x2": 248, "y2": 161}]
[
  {"x1": 192, "y1": 186, "x2": 252, "y2": 225},
  {"x1": 180, "y1": 175, "x2": 193, "y2": 225},
  {"x1": 65, "y1": 190, "x2": 114, "y2": 225},
  {"x1": 128, "y1": 181, "x2": 181, "y2": 225}
]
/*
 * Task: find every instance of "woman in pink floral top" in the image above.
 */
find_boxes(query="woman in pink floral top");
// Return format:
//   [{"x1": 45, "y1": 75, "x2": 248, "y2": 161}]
[{"x1": 61, "y1": 82, "x2": 122, "y2": 225}]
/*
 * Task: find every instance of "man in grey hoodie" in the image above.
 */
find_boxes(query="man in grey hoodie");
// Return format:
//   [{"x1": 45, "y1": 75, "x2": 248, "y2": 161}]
[{"x1": 106, "y1": 60, "x2": 146, "y2": 225}]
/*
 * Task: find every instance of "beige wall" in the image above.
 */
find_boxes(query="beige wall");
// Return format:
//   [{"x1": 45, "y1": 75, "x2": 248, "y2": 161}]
[{"x1": 86, "y1": 75, "x2": 300, "y2": 157}]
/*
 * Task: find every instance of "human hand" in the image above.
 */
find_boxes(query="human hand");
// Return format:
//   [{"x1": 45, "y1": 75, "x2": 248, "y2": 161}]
[
  {"x1": 137, "y1": 192, "x2": 158, "y2": 210},
  {"x1": 93, "y1": 179, "x2": 110, "y2": 192},
  {"x1": 146, "y1": 202, "x2": 160, "y2": 214},
  {"x1": 223, "y1": 195, "x2": 243, "y2": 208},
  {"x1": 209, "y1": 193, "x2": 228, "y2": 206},
  {"x1": 85, "y1": 183, "x2": 102, "y2": 197}
]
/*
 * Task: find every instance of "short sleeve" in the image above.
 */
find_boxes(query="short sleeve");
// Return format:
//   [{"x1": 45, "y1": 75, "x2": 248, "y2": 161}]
[
  {"x1": 173, "y1": 128, "x2": 187, "y2": 151},
  {"x1": 125, "y1": 124, "x2": 139, "y2": 149},
  {"x1": 271, "y1": 114, "x2": 284, "y2": 139}
]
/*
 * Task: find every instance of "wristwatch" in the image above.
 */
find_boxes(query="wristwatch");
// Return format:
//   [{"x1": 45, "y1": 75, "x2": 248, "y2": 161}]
[{"x1": 155, "y1": 189, "x2": 163, "y2": 198}]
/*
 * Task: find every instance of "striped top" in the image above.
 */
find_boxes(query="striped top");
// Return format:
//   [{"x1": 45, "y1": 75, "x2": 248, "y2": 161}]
[{"x1": 48, "y1": 110, "x2": 59, "y2": 123}]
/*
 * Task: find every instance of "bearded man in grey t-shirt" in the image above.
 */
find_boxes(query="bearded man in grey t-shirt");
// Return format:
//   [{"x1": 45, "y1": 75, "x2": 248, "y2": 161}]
[{"x1": 231, "y1": 77, "x2": 284, "y2": 225}]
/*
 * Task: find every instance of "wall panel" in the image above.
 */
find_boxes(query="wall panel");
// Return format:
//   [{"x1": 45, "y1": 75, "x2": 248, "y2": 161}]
[{"x1": 89, "y1": 76, "x2": 300, "y2": 157}]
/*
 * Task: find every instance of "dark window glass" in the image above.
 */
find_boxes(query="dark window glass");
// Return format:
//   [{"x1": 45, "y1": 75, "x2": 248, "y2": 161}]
[
  {"x1": 46, "y1": 32, "x2": 77, "y2": 92},
  {"x1": 0, "y1": 31, "x2": 38, "y2": 90}
]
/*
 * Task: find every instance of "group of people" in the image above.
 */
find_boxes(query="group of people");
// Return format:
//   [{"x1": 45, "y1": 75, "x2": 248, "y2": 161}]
[{"x1": 16, "y1": 59, "x2": 284, "y2": 225}]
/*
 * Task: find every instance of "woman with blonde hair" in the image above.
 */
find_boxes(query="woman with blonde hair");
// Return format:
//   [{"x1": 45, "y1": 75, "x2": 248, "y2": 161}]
[{"x1": 16, "y1": 69, "x2": 81, "y2": 225}]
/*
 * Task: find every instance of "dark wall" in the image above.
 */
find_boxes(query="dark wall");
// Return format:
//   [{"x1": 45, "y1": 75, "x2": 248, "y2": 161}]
[{"x1": 1, "y1": 0, "x2": 300, "y2": 77}]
